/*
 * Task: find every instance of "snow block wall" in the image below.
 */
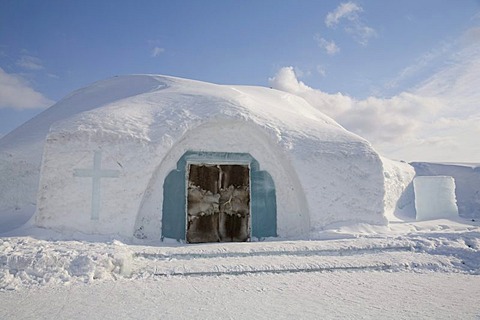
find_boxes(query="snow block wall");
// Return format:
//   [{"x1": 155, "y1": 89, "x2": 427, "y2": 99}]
[
  {"x1": 413, "y1": 176, "x2": 459, "y2": 221},
  {"x1": 9, "y1": 74, "x2": 387, "y2": 239},
  {"x1": 411, "y1": 162, "x2": 480, "y2": 220},
  {"x1": 36, "y1": 135, "x2": 159, "y2": 236}
]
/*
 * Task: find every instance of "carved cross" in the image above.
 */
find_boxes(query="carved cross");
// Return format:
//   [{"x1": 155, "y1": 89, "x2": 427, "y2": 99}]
[{"x1": 74, "y1": 150, "x2": 120, "y2": 220}]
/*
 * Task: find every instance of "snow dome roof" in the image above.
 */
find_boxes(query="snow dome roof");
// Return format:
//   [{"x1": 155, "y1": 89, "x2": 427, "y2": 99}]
[
  {"x1": 46, "y1": 74, "x2": 369, "y2": 150},
  {"x1": 1, "y1": 74, "x2": 374, "y2": 162}
]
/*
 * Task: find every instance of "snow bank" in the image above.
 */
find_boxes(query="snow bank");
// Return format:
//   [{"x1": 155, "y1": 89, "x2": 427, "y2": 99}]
[{"x1": 0, "y1": 238, "x2": 133, "y2": 289}]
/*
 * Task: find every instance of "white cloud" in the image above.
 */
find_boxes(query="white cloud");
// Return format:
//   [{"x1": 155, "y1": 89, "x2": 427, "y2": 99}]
[
  {"x1": 414, "y1": 30, "x2": 480, "y2": 118},
  {"x1": 293, "y1": 67, "x2": 311, "y2": 79},
  {"x1": 382, "y1": 32, "x2": 480, "y2": 162},
  {"x1": 345, "y1": 25, "x2": 377, "y2": 46},
  {"x1": 314, "y1": 35, "x2": 340, "y2": 55},
  {"x1": 0, "y1": 67, "x2": 53, "y2": 109},
  {"x1": 151, "y1": 47, "x2": 165, "y2": 57},
  {"x1": 325, "y1": 2, "x2": 377, "y2": 46},
  {"x1": 385, "y1": 42, "x2": 452, "y2": 91},
  {"x1": 269, "y1": 67, "x2": 435, "y2": 143},
  {"x1": 337, "y1": 93, "x2": 440, "y2": 143},
  {"x1": 325, "y1": 2, "x2": 362, "y2": 28},
  {"x1": 269, "y1": 67, "x2": 353, "y2": 118},
  {"x1": 16, "y1": 55, "x2": 44, "y2": 71},
  {"x1": 269, "y1": 47, "x2": 480, "y2": 163}
]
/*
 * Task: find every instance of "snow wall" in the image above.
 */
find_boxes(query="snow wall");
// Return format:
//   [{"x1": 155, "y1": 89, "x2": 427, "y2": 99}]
[
  {"x1": 413, "y1": 176, "x2": 458, "y2": 221},
  {"x1": 33, "y1": 75, "x2": 388, "y2": 240},
  {"x1": 411, "y1": 162, "x2": 480, "y2": 220}
]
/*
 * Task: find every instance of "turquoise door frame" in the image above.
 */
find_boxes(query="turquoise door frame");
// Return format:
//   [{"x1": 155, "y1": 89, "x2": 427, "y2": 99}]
[{"x1": 162, "y1": 151, "x2": 277, "y2": 241}]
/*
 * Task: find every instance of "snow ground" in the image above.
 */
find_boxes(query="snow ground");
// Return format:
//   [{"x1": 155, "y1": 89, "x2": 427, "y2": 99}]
[
  {"x1": 1, "y1": 221, "x2": 480, "y2": 319},
  {"x1": 2, "y1": 271, "x2": 479, "y2": 320}
]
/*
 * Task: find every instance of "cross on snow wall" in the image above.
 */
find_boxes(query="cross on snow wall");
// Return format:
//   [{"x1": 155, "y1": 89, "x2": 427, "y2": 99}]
[
  {"x1": 161, "y1": 151, "x2": 277, "y2": 242},
  {"x1": 73, "y1": 150, "x2": 120, "y2": 220}
]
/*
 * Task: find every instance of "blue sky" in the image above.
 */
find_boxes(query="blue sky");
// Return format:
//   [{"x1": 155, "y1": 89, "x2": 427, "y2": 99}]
[{"x1": 1, "y1": 0, "x2": 480, "y2": 162}]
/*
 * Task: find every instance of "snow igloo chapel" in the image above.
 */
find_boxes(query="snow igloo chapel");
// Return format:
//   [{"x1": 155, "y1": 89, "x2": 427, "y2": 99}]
[{"x1": 32, "y1": 75, "x2": 387, "y2": 242}]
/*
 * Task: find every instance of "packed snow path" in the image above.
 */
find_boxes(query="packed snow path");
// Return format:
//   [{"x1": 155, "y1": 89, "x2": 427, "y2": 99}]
[
  {"x1": 134, "y1": 240, "x2": 469, "y2": 277},
  {"x1": 1, "y1": 232, "x2": 479, "y2": 289}
]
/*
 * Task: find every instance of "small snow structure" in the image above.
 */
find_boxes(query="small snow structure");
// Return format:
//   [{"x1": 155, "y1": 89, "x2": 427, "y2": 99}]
[
  {"x1": 413, "y1": 176, "x2": 459, "y2": 221},
  {"x1": 411, "y1": 162, "x2": 480, "y2": 220},
  {"x1": 1, "y1": 75, "x2": 389, "y2": 241}
]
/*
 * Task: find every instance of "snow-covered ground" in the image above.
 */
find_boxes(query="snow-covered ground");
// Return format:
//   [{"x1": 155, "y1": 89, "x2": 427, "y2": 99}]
[
  {"x1": 2, "y1": 269, "x2": 479, "y2": 320},
  {"x1": 1, "y1": 220, "x2": 480, "y2": 319}
]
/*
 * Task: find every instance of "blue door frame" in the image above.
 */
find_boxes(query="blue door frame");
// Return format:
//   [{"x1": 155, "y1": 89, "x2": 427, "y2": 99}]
[{"x1": 162, "y1": 151, "x2": 277, "y2": 241}]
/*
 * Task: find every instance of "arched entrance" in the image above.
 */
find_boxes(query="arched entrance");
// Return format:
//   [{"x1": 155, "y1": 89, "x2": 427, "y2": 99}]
[{"x1": 162, "y1": 151, "x2": 277, "y2": 242}]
